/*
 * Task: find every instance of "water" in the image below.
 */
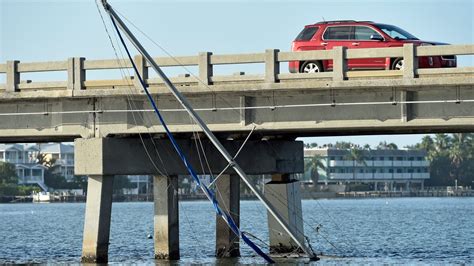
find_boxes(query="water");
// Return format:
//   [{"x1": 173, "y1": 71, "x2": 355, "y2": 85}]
[{"x1": 0, "y1": 198, "x2": 473, "y2": 264}]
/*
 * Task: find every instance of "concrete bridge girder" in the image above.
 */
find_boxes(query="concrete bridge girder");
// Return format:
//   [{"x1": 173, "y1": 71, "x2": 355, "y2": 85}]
[{"x1": 0, "y1": 81, "x2": 473, "y2": 142}]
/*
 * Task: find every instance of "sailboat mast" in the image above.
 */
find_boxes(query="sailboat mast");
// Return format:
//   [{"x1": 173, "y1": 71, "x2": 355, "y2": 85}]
[{"x1": 101, "y1": 0, "x2": 316, "y2": 259}]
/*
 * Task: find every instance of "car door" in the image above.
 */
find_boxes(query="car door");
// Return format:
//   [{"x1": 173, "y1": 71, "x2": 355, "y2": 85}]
[
  {"x1": 351, "y1": 26, "x2": 388, "y2": 69},
  {"x1": 321, "y1": 25, "x2": 353, "y2": 70}
]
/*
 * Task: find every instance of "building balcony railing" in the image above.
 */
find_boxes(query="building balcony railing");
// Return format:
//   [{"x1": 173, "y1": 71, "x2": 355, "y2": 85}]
[
  {"x1": 329, "y1": 159, "x2": 429, "y2": 168},
  {"x1": 329, "y1": 172, "x2": 430, "y2": 180}
]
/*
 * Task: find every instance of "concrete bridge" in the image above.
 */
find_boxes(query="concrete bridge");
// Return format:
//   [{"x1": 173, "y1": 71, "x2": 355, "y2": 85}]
[{"x1": 1, "y1": 44, "x2": 473, "y2": 262}]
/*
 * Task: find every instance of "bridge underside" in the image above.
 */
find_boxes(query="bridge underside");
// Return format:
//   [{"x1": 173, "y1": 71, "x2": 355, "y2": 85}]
[{"x1": 0, "y1": 77, "x2": 473, "y2": 142}]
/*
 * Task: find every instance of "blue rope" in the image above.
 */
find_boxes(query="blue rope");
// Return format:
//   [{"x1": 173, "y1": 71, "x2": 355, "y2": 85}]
[{"x1": 109, "y1": 15, "x2": 274, "y2": 264}]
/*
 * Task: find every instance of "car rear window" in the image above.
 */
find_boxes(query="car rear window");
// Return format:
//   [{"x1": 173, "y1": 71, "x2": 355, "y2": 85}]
[
  {"x1": 295, "y1": 27, "x2": 318, "y2": 41},
  {"x1": 323, "y1": 26, "x2": 352, "y2": 40}
]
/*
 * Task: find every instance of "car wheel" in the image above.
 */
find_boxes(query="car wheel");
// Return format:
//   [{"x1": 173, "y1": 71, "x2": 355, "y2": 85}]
[
  {"x1": 301, "y1": 61, "x2": 323, "y2": 73},
  {"x1": 391, "y1": 58, "x2": 404, "y2": 70}
]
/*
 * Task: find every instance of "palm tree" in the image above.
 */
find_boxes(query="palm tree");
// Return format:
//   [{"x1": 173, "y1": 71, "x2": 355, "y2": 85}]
[
  {"x1": 305, "y1": 154, "x2": 326, "y2": 186},
  {"x1": 345, "y1": 148, "x2": 367, "y2": 180},
  {"x1": 417, "y1": 135, "x2": 435, "y2": 160},
  {"x1": 449, "y1": 133, "x2": 470, "y2": 184},
  {"x1": 434, "y1": 133, "x2": 450, "y2": 157}
]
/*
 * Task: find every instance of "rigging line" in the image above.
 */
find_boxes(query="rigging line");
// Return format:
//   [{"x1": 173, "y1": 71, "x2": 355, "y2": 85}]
[
  {"x1": 103, "y1": 2, "x2": 185, "y2": 187},
  {"x1": 107, "y1": 11, "x2": 274, "y2": 263},
  {"x1": 113, "y1": 8, "x2": 242, "y2": 118},
  {"x1": 187, "y1": 117, "x2": 236, "y2": 226},
  {"x1": 96, "y1": 0, "x2": 170, "y2": 179},
  {"x1": 262, "y1": 183, "x2": 358, "y2": 255},
  {"x1": 261, "y1": 180, "x2": 355, "y2": 255},
  {"x1": 208, "y1": 125, "x2": 257, "y2": 188},
  {"x1": 313, "y1": 199, "x2": 363, "y2": 255},
  {"x1": 95, "y1": 1, "x2": 205, "y2": 247},
  {"x1": 262, "y1": 186, "x2": 327, "y2": 247},
  {"x1": 96, "y1": 2, "x2": 209, "y2": 251}
]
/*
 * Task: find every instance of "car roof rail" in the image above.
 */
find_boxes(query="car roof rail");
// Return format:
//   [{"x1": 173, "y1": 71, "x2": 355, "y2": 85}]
[{"x1": 315, "y1": 20, "x2": 356, "y2": 24}]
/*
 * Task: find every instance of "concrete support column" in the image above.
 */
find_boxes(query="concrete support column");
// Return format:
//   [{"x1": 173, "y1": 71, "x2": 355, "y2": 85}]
[
  {"x1": 81, "y1": 175, "x2": 114, "y2": 263},
  {"x1": 374, "y1": 181, "x2": 378, "y2": 191},
  {"x1": 406, "y1": 181, "x2": 410, "y2": 191},
  {"x1": 264, "y1": 174, "x2": 305, "y2": 254},
  {"x1": 421, "y1": 180, "x2": 424, "y2": 191},
  {"x1": 215, "y1": 174, "x2": 240, "y2": 258},
  {"x1": 154, "y1": 175, "x2": 180, "y2": 260}
]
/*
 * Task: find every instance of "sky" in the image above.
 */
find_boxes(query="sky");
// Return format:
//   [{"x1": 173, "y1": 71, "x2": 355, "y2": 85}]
[{"x1": 0, "y1": 0, "x2": 473, "y2": 148}]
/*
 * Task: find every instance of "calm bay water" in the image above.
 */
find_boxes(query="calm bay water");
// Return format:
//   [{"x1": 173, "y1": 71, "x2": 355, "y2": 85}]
[{"x1": 0, "y1": 198, "x2": 473, "y2": 264}]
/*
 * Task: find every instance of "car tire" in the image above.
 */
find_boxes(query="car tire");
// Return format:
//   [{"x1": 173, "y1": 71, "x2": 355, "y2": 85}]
[
  {"x1": 391, "y1": 58, "x2": 404, "y2": 70},
  {"x1": 300, "y1": 61, "x2": 324, "y2": 73}
]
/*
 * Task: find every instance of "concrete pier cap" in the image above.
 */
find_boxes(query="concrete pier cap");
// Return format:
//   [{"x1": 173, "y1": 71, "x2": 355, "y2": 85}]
[{"x1": 74, "y1": 137, "x2": 304, "y2": 175}]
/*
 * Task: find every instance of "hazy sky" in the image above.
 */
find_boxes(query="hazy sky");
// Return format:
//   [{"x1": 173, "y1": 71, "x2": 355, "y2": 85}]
[{"x1": 0, "y1": 0, "x2": 473, "y2": 147}]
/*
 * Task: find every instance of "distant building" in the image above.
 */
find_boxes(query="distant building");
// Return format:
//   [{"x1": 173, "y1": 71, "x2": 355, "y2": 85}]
[
  {"x1": 303, "y1": 148, "x2": 430, "y2": 190},
  {"x1": 0, "y1": 144, "x2": 47, "y2": 190}
]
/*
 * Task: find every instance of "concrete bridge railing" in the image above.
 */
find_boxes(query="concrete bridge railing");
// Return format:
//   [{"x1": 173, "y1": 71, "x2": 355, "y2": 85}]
[{"x1": 0, "y1": 44, "x2": 472, "y2": 94}]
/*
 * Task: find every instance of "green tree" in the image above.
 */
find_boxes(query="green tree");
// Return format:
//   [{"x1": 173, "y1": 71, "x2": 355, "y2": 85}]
[
  {"x1": 0, "y1": 162, "x2": 18, "y2": 185},
  {"x1": 345, "y1": 148, "x2": 367, "y2": 179},
  {"x1": 376, "y1": 141, "x2": 398, "y2": 150},
  {"x1": 0, "y1": 162, "x2": 19, "y2": 196},
  {"x1": 305, "y1": 154, "x2": 326, "y2": 185},
  {"x1": 449, "y1": 133, "x2": 474, "y2": 185},
  {"x1": 334, "y1": 141, "x2": 353, "y2": 150}
]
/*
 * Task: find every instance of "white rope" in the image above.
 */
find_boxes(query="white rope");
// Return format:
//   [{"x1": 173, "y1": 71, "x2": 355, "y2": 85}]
[{"x1": 2, "y1": 99, "x2": 474, "y2": 117}]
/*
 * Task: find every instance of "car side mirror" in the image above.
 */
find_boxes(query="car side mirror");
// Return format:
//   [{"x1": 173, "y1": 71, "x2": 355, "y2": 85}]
[{"x1": 370, "y1": 34, "x2": 384, "y2": 41}]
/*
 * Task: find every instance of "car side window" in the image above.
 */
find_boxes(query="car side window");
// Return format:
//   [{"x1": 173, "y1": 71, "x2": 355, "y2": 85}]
[
  {"x1": 295, "y1": 27, "x2": 319, "y2": 41},
  {"x1": 354, "y1": 26, "x2": 380, "y2": 40},
  {"x1": 323, "y1": 26, "x2": 352, "y2": 40}
]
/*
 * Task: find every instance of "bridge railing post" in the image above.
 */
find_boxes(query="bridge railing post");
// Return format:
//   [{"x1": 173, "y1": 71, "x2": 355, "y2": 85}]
[
  {"x1": 332, "y1": 46, "x2": 346, "y2": 81},
  {"x1": 265, "y1": 49, "x2": 280, "y2": 83},
  {"x1": 6, "y1": 60, "x2": 20, "y2": 92},
  {"x1": 74, "y1": 57, "x2": 86, "y2": 90},
  {"x1": 403, "y1": 44, "x2": 417, "y2": 79},
  {"x1": 67, "y1": 58, "x2": 74, "y2": 90},
  {"x1": 199, "y1": 52, "x2": 213, "y2": 85},
  {"x1": 134, "y1": 54, "x2": 148, "y2": 89}
]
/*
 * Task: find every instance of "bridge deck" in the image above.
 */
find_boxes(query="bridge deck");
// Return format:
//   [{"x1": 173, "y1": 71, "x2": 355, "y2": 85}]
[{"x1": 0, "y1": 44, "x2": 473, "y2": 142}]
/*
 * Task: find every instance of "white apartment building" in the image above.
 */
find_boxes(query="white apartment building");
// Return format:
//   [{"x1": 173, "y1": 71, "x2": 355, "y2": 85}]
[{"x1": 304, "y1": 148, "x2": 430, "y2": 190}]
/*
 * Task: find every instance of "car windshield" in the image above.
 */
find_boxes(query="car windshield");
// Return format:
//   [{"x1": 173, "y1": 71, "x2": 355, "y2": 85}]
[{"x1": 375, "y1": 24, "x2": 418, "y2": 40}]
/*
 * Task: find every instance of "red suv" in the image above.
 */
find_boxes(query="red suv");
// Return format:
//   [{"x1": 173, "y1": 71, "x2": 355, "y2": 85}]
[{"x1": 290, "y1": 20, "x2": 456, "y2": 73}]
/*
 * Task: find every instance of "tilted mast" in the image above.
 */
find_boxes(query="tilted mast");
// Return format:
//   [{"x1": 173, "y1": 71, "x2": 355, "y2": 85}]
[{"x1": 101, "y1": 0, "x2": 318, "y2": 261}]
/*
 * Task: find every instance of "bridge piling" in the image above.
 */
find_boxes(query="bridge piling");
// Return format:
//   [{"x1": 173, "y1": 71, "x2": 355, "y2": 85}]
[
  {"x1": 153, "y1": 175, "x2": 180, "y2": 260},
  {"x1": 215, "y1": 174, "x2": 240, "y2": 258},
  {"x1": 81, "y1": 175, "x2": 114, "y2": 263},
  {"x1": 264, "y1": 174, "x2": 305, "y2": 254}
]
